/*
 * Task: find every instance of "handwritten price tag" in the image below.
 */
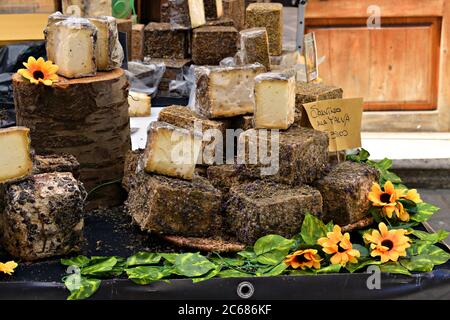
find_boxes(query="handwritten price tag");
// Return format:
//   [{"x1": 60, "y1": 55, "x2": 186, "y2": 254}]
[{"x1": 302, "y1": 98, "x2": 364, "y2": 152}]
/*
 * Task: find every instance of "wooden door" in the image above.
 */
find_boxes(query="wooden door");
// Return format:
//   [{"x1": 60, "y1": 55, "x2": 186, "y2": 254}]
[{"x1": 306, "y1": 16, "x2": 441, "y2": 111}]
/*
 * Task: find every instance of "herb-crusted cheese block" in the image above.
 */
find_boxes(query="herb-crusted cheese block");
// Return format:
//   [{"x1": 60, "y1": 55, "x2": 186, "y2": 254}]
[
  {"x1": 246, "y1": 3, "x2": 283, "y2": 56},
  {"x1": 142, "y1": 121, "x2": 201, "y2": 180},
  {"x1": 238, "y1": 127, "x2": 329, "y2": 185},
  {"x1": 195, "y1": 64, "x2": 266, "y2": 118},
  {"x1": 144, "y1": 23, "x2": 188, "y2": 59},
  {"x1": 167, "y1": 0, "x2": 206, "y2": 29},
  {"x1": 126, "y1": 171, "x2": 222, "y2": 237},
  {"x1": 89, "y1": 16, "x2": 123, "y2": 71},
  {"x1": 313, "y1": 161, "x2": 380, "y2": 225},
  {"x1": 128, "y1": 91, "x2": 151, "y2": 117},
  {"x1": 205, "y1": 18, "x2": 234, "y2": 27},
  {"x1": 0, "y1": 127, "x2": 33, "y2": 183},
  {"x1": 226, "y1": 181, "x2": 323, "y2": 244},
  {"x1": 45, "y1": 17, "x2": 97, "y2": 78},
  {"x1": 206, "y1": 164, "x2": 251, "y2": 193},
  {"x1": 223, "y1": 0, "x2": 245, "y2": 30},
  {"x1": 295, "y1": 82, "x2": 344, "y2": 127},
  {"x1": 0, "y1": 172, "x2": 86, "y2": 261},
  {"x1": 122, "y1": 149, "x2": 143, "y2": 192},
  {"x1": 131, "y1": 24, "x2": 145, "y2": 61},
  {"x1": 254, "y1": 72, "x2": 295, "y2": 129},
  {"x1": 192, "y1": 26, "x2": 238, "y2": 65},
  {"x1": 240, "y1": 28, "x2": 270, "y2": 70},
  {"x1": 33, "y1": 154, "x2": 80, "y2": 179},
  {"x1": 204, "y1": 0, "x2": 223, "y2": 20}
]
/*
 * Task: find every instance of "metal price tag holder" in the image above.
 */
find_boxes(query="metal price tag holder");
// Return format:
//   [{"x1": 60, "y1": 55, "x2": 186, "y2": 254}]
[{"x1": 295, "y1": 0, "x2": 308, "y2": 55}]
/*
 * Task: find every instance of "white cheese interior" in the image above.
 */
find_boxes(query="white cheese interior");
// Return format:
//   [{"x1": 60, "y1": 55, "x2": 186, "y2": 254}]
[
  {"x1": 128, "y1": 91, "x2": 151, "y2": 117},
  {"x1": 48, "y1": 21, "x2": 96, "y2": 78},
  {"x1": 216, "y1": 0, "x2": 223, "y2": 18},
  {"x1": 188, "y1": 0, "x2": 206, "y2": 28},
  {"x1": 0, "y1": 127, "x2": 33, "y2": 183},
  {"x1": 254, "y1": 75, "x2": 295, "y2": 129},
  {"x1": 144, "y1": 125, "x2": 201, "y2": 180},
  {"x1": 208, "y1": 66, "x2": 264, "y2": 117}
]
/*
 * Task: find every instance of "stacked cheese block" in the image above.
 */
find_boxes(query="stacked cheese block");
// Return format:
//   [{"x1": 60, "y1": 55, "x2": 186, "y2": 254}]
[
  {"x1": 124, "y1": 3, "x2": 379, "y2": 248},
  {"x1": 142, "y1": 0, "x2": 241, "y2": 99},
  {"x1": 0, "y1": 127, "x2": 85, "y2": 261}
]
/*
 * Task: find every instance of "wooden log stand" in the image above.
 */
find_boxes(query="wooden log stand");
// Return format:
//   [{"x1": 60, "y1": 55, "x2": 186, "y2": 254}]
[{"x1": 13, "y1": 68, "x2": 131, "y2": 208}]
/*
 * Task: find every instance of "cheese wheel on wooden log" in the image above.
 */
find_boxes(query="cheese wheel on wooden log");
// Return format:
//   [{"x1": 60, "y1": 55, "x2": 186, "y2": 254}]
[{"x1": 12, "y1": 68, "x2": 131, "y2": 208}]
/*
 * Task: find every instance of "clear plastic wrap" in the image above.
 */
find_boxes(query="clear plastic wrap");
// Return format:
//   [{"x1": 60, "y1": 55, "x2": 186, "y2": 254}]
[
  {"x1": 126, "y1": 61, "x2": 166, "y2": 97},
  {"x1": 194, "y1": 63, "x2": 265, "y2": 118},
  {"x1": 169, "y1": 64, "x2": 195, "y2": 99}
]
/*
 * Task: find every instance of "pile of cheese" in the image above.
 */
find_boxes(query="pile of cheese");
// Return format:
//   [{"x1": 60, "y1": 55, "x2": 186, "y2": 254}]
[{"x1": 45, "y1": 12, "x2": 124, "y2": 78}]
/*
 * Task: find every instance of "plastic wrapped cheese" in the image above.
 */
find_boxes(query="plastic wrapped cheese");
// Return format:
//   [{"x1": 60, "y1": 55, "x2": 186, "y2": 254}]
[
  {"x1": 47, "y1": 13, "x2": 123, "y2": 72},
  {"x1": 240, "y1": 27, "x2": 270, "y2": 70},
  {"x1": 194, "y1": 63, "x2": 266, "y2": 118},
  {"x1": 45, "y1": 17, "x2": 97, "y2": 78}
]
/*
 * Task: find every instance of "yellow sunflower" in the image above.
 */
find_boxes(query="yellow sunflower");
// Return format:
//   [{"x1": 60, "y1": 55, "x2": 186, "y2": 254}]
[
  {"x1": 17, "y1": 56, "x2": 59, "y2": 86},
  {"x1": 284, "y1": 249, "x2": 322, "y2": 270},
  {"x1": 368, "y1": 181, "x2": 407, "y2": 219},
  {"x1": 402, "y1": 189, "x2": 422, "y2": 204},
  {"x1": 0, "y1": 261, "x2": 18, "y2": 275},
  {"x1": 317, "y1": 225, "x2": 360, "y2": 266},
  {"x1": 364, "y1": 222, "x2": 411, "y2": 263}
]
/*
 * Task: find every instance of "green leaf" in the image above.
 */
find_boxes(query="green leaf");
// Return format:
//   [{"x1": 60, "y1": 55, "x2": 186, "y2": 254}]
[
  {"x1": 289, "y1": 269, "x2": 315, "y2": 276},
  {"x1": 326, "y1": 221, "x2": 334, "y2": 232},
  {"x1": 253, "y1": 235, "x2": 295, "y2": 265},
  {"x1": 126, "y1": 252, "x2": 161, "y2": 267},
  {"x1": 379, "y1": 262, "x2": 411, "y2": 276},
  {"x1": 125, "y1": 266, "x2": 172, "y2": 285},
  {"x1": 160, "y1": 253, "x2": 179, "y2": 264},
  {"x1": 400, "y1": 257, "x2": 434, "y2": 272},
  {"x1": 210, "y1": 256, "x2": 245, "y2": 267},
  {"x1": 300, "y1": 213, "x2": 328, "y2": 245},
  {"x1": 419, "y1": 245, "x2": 450, "y2": 265},
  {"x1": 346, "y1": 148, "x2": 370, "y2": 163},
  {"x1": 61, "y1": 256, "x2": 90, "y2": 268},
  {"x1": 81, "y1": 257, "x2": 118, "y2": 277},
  {"x1": 174, "y1": 253, "x2": 216, "y2": 277},
  {"x1": 368, "y1": 207, "x2": 383, "y2": 224},
  {"x1": 407, "y1": 240, "x2": 432, "y2": 256},
  {"x1": 375, "y1": 158, "x2": 393, "y2": 171},
  {"x1": 64, "y1": 274, "x2": 101, "y2": 300},
  {"x1": 315, "y1": 264, "x2": 341, "y2": 274},
  {"x1": 411, "y1": 202, "x2": 440, "y2": 223},
  {"x1": 380, "y1": 170, "x2": 402, "y2": 184},
  {"x1": 411, "y1": 229, "x2": 449, "y2": 244},
  {"x1": 237, "y1": 249, "x2": 257, "y2": 260},
  {"x1": 192, "y1": 266, "x2": 222, "y2": 283},
  {"x1": 256, "y1": 262, "x2": 288, "y2": 276},
  {"x1": 345, "y1": 259, "x2": 381, "y2": 273},
  {"x1": 352, "y1": 244, "x2": 369, "y2": 258},
  {"x1": 218, "y1": 269, "x2": 254, "y2": 278}
]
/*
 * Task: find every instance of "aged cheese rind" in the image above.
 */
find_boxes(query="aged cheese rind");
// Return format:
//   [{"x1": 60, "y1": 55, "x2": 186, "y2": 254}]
[
  {"x1": 142, "y1": 121, "x2": 201, "y2": 180},
  {"x1": 246, "y1": 3, "x2": 283, "y2": 56},
  {"x1": 144, "y1": 22, "x2": 188, "y2": 59},
  {"x1": 254, "y1": 72, "x2": 295, "y2": 129},
  {"x1": 89, "y1": 16, "x2": 123, "y2": 71},
  {"x1": 167, "y1": 0, "x2": 206, "y2": 29},
  {"x1": 204, "y1": 0, "x2": 223, "y2": 20},
  {"x1": 33, "y1": 154, "x2": 80, "y2": 179},
  {"x1": 192, "y1": 26, "x2": 238, "y2": 65},
  {"x1": 128, "y1": 91, "x2": 151, "y2": 117},
  {"x1": 206, "y1": 164, "x2": 251, "y2": 193},
  {"x1": 223, "y1": 0, "x2": 245, "y2": 30},
  {"x1": 240, "y1": 28, "x2": 270, "y2": 70},
  {"x1": 132, "y1": 24, "x2": 145, "y2": 61},
  {"x1": 295, "y1": 82, "x2": 344, "y2": 127},
  {"x1": 313, "y1": 162, "x2": 380, "y2": 225},
  {"x1": 45, "y1": 17, "x2": 97, "y2": 78},
  {"x1": 126, "y1": 171, "x2": 222, "y2": 237},
  {"x1": 0, "y1": 127, "x2": 33, "y2": 183},
  {"x1": 238, "y1": 126, "x2": 329, "y2": 185},
  {"x1": 122, "y1": 149, "x2": 143, "y2": 192},
  {"x1": 0, "y1": 172, "x2": 85, "y2": 261},
  {"x1": 205, "y1": 18, "x2": 234, "y2": 27},
  {"x1": 226, "y1": 180, "x2": 323, "y2": 244},
  {"x1": 195, "y1": 64, "x2": 266, "y2": 118}
]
